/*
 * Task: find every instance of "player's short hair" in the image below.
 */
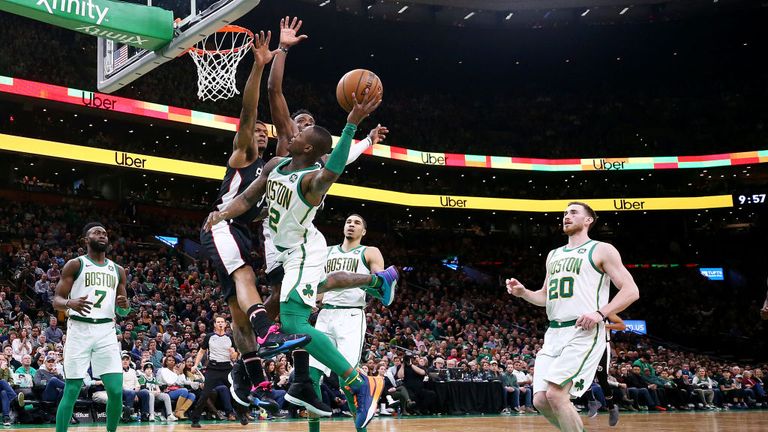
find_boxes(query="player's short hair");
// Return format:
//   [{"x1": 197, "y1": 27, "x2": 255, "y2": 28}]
[
  {"x1": 567, "y1": 201, "x2": 597, "y2": 230},
  {"x1": 291, "y1": 109, "x2": 315, "y2": 121},
  {"x1": 305, "y1": 125, "x2": 333, "y2": 155},
  {"x1": 347, "y1": 214, "x2": 367, "y2": 229},
  {"x1": 82, "y1": 222, "x2": 106, "y2": 237}
]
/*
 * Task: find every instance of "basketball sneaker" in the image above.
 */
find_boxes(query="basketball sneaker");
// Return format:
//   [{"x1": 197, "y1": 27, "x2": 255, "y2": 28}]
[
  {"x1": 364, "y1": 266, "x2": 398, "y2": 306},
  {"x1": 608, "y1": 404, "x2": 620, "y2": 426},
  {"x1": 249, "y1": 388, "x2": 280, "y2": 414},
  {"x1": 349, "y1": 372, "x2": 384, "y2": 429},
  {"x1": 285, "y1": 381, "x2": 333, "y2": 417},
  {"x1": 228, "y1": 360, "x2": 252, "y2": 407},
  {"x1": 257, "y1": 324, "x2": 312, "y2": 358}
]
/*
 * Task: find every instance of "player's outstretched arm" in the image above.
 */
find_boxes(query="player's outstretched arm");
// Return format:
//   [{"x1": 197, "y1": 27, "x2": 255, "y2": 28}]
[
  {"x1": 576, "y1": 243, "x2": 640, "y2": 330},
  {"x1": 303, "y1": 89, "x2": 382, "y2": 205},
  {"x1": 505, "y1": 278, "x2": 547, "y2": 307},
  {"x1": 268, "y1": 16, "x2": 307, "y2": 157},
  {"x1": 231, "y1": 31, "x2": 278, "y2": 166},
  {"x1": 204, "y1": 157, "x2": 284, "y2": 230},
  {"x1": 53, "y1": 258, "x2": 92, "y2": 314}
]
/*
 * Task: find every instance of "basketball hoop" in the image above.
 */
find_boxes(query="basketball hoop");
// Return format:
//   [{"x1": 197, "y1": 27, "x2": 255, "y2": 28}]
[{"x1": 189, "y1": 25, "x2": 254, "y2": 101}]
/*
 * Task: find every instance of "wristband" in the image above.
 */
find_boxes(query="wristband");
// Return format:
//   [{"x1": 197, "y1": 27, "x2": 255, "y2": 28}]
[
  {"x1": 116, "y1": 306, "x2": 132, "y2": 317},
  {"x1": 596, "y1": 310, "x2": 606, "y2": 320},
  {"x1": 65, "y1": 299, "x2": 70, "y2": 308},
  {"x1": 279, "y1": 46, "x2": 289, "y2": 53}
]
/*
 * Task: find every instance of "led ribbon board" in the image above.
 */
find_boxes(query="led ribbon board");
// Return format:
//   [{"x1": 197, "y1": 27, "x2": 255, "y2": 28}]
[
  {"x1": 1, "y1": 75, "x2": 766, "y2": 172},
  {"x1": 0, "y1": 134, "x2": 735, "y2": 212}
]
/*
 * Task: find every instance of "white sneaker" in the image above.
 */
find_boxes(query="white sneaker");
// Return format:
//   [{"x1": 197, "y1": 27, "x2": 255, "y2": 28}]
[
  {"x1": 166, "y1": 414, "x2": 178, "y2": 422},
  {"x1": 380, "y1": 408, "x2": 394, "y2": 416},
  {"x1": 149, "y1": 414, "x2": 157, "y2": 422}
]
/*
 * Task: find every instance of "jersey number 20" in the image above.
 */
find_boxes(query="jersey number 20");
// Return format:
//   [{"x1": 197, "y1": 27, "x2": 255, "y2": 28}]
[{"x1": 548, "y1": 277, "x2": 574, "y2": 300}]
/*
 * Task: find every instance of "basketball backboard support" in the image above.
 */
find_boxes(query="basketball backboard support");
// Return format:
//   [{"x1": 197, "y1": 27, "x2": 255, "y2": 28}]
[{"x1": 97, "y1": 0, "x2": 259, "y2": 94}]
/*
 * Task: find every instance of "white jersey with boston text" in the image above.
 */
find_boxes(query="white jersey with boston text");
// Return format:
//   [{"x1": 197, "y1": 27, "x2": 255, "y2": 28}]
[
  {"x1": 70, "y1": 255, "x2": 120, "y2": 320},
  {"x1": 265, "y1": 158, "x2": 323, "y2": 251},
  {"x1": 544, "y1": 240, "x2": 610, "y2": 322},
  {"x1": 323, "y1": 245, "x2": 370, "y2": 307}
]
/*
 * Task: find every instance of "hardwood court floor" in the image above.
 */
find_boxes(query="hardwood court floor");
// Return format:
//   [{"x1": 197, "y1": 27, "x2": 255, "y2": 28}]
[{"x1": 9, "y1": 411, "x2": 768, "y2": 432}]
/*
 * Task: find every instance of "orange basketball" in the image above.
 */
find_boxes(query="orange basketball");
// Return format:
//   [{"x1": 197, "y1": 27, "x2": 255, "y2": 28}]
[{"x1": 336, "y1": 69, "x2": 383, "y2": 112}]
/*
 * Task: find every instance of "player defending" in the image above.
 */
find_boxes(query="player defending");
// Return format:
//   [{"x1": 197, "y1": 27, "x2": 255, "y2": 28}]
[
  {"x1": 52, "y1": 223, "x2": 130, "y2": 432},
  {"x1": 505, "y1": 202, "x2": 640, "y2": 432},
  {"x1": 198, "y1": 31, "x2": 309, "y2": 413},
  {"x1": 205, "y1": 89, "x2": 385, "y2": 430},
  {"x1": 300, "y1": 214, "x2": 385, "y2": 432}
]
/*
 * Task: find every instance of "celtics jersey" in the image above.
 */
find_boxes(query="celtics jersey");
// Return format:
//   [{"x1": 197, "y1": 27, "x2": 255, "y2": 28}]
[
  {"x1": 70, "y1": 255, "x2": 120, "y2": 320},
  {"x1": 323, "y1": 245, "x2": 370, "y2": 307},
  {"x1": 545, "y1": 240, "x2": 610, "y2": 322},
  {"x1": 265, "y1": 158, "x2": 323, "y2": 251}
]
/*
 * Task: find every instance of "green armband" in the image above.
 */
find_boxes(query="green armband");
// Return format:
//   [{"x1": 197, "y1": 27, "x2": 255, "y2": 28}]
[
  {"x1": 325, "y1": 123, "x2": 357, "y2": 175},
  {"x1": 116, "y1": 306, "x2": 132, "y2": 317}
]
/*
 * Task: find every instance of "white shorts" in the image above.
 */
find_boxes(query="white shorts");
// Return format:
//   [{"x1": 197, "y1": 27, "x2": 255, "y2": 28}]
[
  {"x1": 278, "y1": 230, "x2": 327, "y2": 308},
  {"x1": 309, "y1": 307, "x2": 367, "y2": 377},
  {"x1": 263, "y1": 222, "x2": 280, "y2": 274},
  {"x1": 533, "y1": 322, "x2": 606, "y2": 398},
  {"x1": 64, "y1": 319, "x2": 121, "y2": 379}
]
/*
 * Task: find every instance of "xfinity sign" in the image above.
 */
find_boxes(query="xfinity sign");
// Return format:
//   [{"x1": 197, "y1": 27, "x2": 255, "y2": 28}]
[
  {"x1": 37, "y1": 0, "x2": 109, "y2": 25},
  {"x1": 0, "y1": 0, "x2": 174, "y2": 51}
]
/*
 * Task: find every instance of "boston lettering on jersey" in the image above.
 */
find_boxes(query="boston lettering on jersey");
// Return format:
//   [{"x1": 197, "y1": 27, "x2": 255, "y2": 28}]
[
  {"x1": 267, "y1": 179, "x2": 294, "y2": 210},
  {"x1": 84, "y1": 271, "x2": 116, "y2": 289},
  {"x1": 326, "y1": 256, "x2": 360, "y2": 273},
  {"x1": 548, "y1": 256, "x2": 584, "y2": 276}
]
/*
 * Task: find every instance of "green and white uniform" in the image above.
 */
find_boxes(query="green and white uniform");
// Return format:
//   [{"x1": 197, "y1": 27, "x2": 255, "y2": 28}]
[
  {"x1": 533, "y1": 239, "x2": 610, "y2": 397},
  {"x1": 64, "y1": 256, "x2": 122, "y2": 379},
  {"x1": 267, "y1": 158, "x2": 327, "y2": 308},
  {"x1": 309, "y1": 245, "x2": 370, "y2": 376}
]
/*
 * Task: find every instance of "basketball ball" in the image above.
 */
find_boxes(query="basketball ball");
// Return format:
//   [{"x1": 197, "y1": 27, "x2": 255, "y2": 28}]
[{"x1": 336, "y1": 69, "x2": 383, "y2": 112}]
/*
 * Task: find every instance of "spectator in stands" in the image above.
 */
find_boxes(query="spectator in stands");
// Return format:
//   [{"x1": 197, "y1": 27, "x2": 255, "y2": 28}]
[
  {"x1": 501, "y1": 362, "x2": 521, "y2": 414},
  {"x1": 46, "y1": 263, "x2": 61, "y2": 284},
  {"x1": 619, "y1": 365, "x2": 653, "y2": 410},
  {"x1": 2, "y1": 348, "x2": 19, "y2": 371},
  {"x1": 11, "y1": 329, "x2": 32, "y2": 363},
  {"x1": 43, "y1": 317, "x2": 62, "y2": 345},
  {"x1": 399, "y1": 355, "x2": 437, "y2": 414},
  {"x1": 511, "y1": 361, "x2": 534, "y2": 412},
  {"x1": 33, "y1": 274, "x2": 49, "y2": 306},
  {"x1": 147, "y1": 340, "x2": 164, "y2": 370},
  {"x1": 741, "y1": 370, "x2": 760, "y2": 405},
  {"x1": 121, "y1": 353, "x2": 152, "y2": 421},
  {"x1": 138, "y1": 363, "x2": 175, "y2": 421},
  {"x1": 718, "y1": 370, "x2": 746, "y2": 408},
  {"x1": 156, "y1": 356, "x2": 196, "y2": 420},
  {"x1": 0, "y1": 355, "x2": 24, "y2": 426},
  {"x1": 34, "y1": 354, "x2": 65, "y2": 402}
]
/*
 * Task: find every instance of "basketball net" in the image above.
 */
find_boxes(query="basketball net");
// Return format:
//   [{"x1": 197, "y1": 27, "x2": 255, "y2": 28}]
[{"x1": 189, "y1": 25, "x2": 254, "y2": 102}]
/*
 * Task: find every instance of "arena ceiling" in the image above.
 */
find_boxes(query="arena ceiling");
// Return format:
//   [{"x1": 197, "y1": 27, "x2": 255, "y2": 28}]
[{"x1": 300, "y1": 0, "x2": 762, "y2": 27}]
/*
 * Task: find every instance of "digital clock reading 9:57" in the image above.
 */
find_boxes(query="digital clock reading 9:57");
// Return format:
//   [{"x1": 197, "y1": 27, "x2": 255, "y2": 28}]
[{"x1": 734, "y1": 193, "x2": 766, "y2": 205}]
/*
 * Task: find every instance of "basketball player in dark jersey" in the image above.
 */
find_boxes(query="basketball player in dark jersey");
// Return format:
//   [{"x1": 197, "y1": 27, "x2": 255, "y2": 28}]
[{"x1": 199, "y1": 31, "x2": 310, "y2": 419}]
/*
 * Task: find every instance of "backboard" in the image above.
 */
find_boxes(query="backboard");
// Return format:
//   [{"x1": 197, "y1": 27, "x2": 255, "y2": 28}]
[{"x1": 97, "y1": 0, "x2": 259, "y2": 94}]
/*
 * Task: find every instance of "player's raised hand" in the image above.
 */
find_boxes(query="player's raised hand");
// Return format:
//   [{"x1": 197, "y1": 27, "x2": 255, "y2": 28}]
[
  {"x1": 252, "y1": 30, "x2": 279, "y2": 66},
  {"x1": 505, "y1": 278, "x2": 526, "y2": 297},
  {"x1": 67, "y1": 295, "x2": 93, "y2": 314},
  {"x1": 280, "y1": 16, "x2": 308, "y2": 48},
  {"x1": 348, "y1": 89, "x2": 383, "y2": 125},
  {"x1": 116, "y1": 295, "x2": 129, "y2": 309},
  {"x1": 367, "y1": 124, "x2": 389, "y2": 145}
]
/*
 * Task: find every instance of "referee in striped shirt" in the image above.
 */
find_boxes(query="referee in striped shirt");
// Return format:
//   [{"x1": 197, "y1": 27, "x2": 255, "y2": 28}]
[{"x1": 190, "y1": 316, "x2": 236, "y2": 427}]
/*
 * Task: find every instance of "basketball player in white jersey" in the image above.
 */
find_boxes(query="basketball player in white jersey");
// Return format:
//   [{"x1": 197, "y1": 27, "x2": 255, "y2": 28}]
[
  {"x1": 262, "y1": 16, "x2": 389, "y2": 321},
  {"x1": 505, "y1": 202, "x2": 640, "y2": 432},
  {"x1": 302, "y1": 214, "x2": 385, "y2": 432},
  {"x1": 52, "y1": 222, "x2": 130, "y2": 432},
  {"x1": 204, "y1": 89, "x2": 387, "y2": 430}
]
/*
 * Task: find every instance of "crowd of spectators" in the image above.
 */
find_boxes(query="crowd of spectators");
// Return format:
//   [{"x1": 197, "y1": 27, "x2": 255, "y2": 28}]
[{"x1": 0, "y1": 195, "x2": 766, "y2": 425}]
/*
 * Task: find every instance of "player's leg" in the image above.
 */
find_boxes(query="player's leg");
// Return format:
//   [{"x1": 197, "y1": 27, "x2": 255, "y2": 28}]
[
  {"x1": 320, "y1": 267, "x2": 399, "y2": 306},
  {"x1": 545, "y1": 382, "x2": 583, "y2": 432},
  {"x1": 54, "y1": 379, "x2": 83, "y2": 432},
  {"x1": 281, "y1": 291, "x2": 381, "y2": 428},
  {"x1": 101, "y1": 373, "x2": 124, "y2": 432},
  {"x1": 532, "y1": 352, "x2": 560, "y2": 428},
  {"x1": 190, "y1": 369, "x2": 223, "y2": 427}
]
